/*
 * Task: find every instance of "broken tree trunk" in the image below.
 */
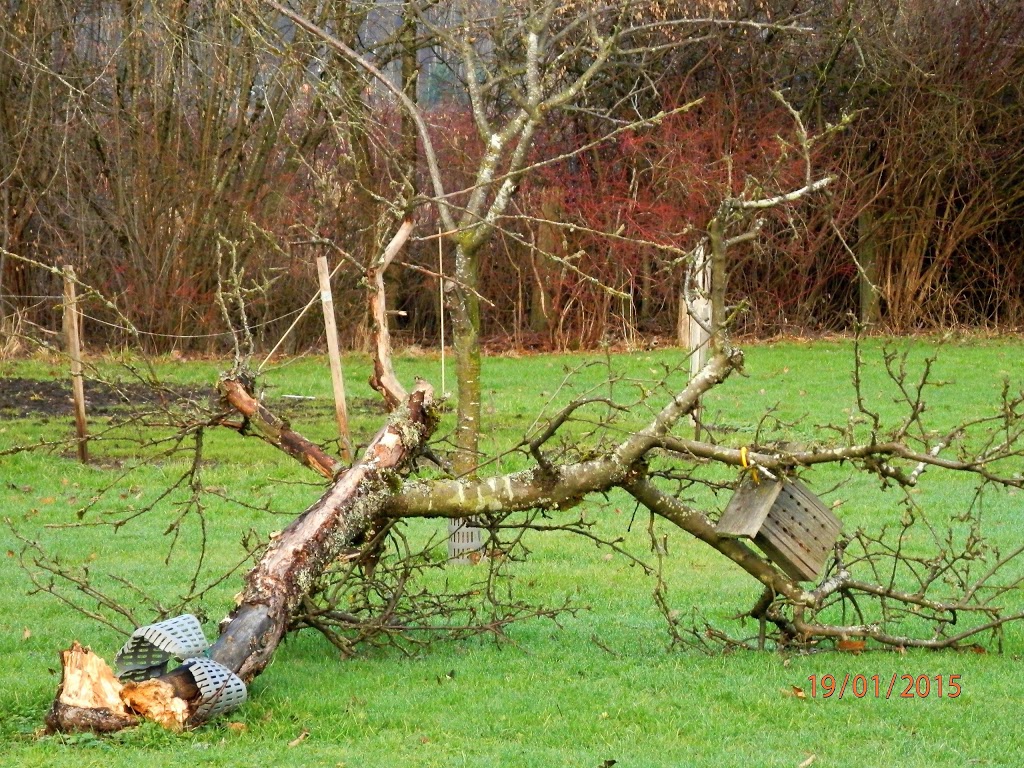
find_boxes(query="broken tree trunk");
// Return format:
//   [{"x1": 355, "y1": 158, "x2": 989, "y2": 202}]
[
  {"x1": 47, "y1": 382, "x2": 436, "y2": 733},
  {"x1": 211, "y1": 381, "x2": 435, "y2": 682},
  {"x1": 218, "y1": 375, "x2": 342, "y2": 479},
  {"x1": 368, "y1": 219, "x2": 413, "y2": 408},
  {"x1": 46, "y1": 642, "x2": 138, "y2": 734}
]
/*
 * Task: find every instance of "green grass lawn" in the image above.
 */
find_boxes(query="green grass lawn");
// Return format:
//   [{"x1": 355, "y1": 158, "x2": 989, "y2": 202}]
[{"x1": 2, "y1": 337, "x2": 1024, "y2": 767}]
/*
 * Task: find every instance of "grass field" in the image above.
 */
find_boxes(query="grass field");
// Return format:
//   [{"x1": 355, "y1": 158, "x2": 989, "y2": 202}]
[{"x1": 2, "y1": 336, "x2": 1024, "y2": 767}]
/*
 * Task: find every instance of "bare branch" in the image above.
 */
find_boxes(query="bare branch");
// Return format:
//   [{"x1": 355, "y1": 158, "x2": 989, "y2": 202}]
[
  {"x1": 369, "y1": 218, "x2": 414, "y2": 408},
  {"x1": 261, "y1": 0, "x2": 454, "y2": 231},
  {"x1": 217, "y1": 377, "x2": 342, "y2": 479},
  {"x1": 735, "y1": 177, "x2": 833, "y2": 210}
]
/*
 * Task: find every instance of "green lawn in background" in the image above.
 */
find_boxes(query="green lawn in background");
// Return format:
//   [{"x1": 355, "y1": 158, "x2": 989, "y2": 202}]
[{"x1": 2, "y1": 336, "x2": 1024, "y2": 767}]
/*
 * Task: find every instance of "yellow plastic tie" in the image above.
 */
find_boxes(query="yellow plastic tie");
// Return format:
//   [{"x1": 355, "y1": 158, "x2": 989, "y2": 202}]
[{"x1": 740, "y1": 446, "x2": 760, "y2": 485}]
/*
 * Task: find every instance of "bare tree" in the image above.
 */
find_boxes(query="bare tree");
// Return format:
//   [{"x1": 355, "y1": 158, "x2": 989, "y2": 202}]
[{"x1": 271, "y1": 0, "x2": 815, "y2": 472}]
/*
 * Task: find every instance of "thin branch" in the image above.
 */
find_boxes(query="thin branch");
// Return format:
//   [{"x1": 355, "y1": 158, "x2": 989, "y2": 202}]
[{"x1": 261, "y1": 0, "x2": 454, "y2": 232}]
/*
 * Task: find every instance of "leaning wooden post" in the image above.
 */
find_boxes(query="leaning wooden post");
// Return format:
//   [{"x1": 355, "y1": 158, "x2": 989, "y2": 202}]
[
  {"x1": 62, "y1": 265, "x2": 88, "y2": 463},
  {"x1": 316, "y1": 256, "x2": 353, "y2": 462},
  {"x1": 686, "y1": 242, "x2": 712, "y2": 381}
]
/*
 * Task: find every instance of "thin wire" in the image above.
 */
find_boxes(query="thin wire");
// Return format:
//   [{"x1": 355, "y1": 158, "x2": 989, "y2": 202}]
[
  {"x1": 0, "y1": 294, "x2": 64, "y2": 300},
  {"x1": 257, "y1": 258, "x2": 347, "y2": 373},
  {"x1": 4, "y1": 267, "x2": 342, "y2": 351},
  {"x1": 80, "y1": 312, "x2": 230, "y2": 339},
  {"x1": 79, "y1": 306, "x2": 305, "y2": 340}
]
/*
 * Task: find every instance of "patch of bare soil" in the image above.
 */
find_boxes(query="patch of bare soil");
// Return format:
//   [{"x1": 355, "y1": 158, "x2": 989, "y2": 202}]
[
  {"x1": 0, "y1": 377, "x2": 386, "y2": 423},
  {"x1": 0, "y1": 377, "x2": 207, "y2": 419}
]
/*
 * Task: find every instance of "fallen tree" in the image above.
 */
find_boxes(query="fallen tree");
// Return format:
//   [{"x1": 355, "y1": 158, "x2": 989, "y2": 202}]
[
  {"x1": 39, "y1": 149, "x2": 1024, "y2": 738},
  {"x1": 45, "y1": 217, "x2": 439, "y2": 732},
  {"x1": 41, "y1": 323, "x2": 1024, "y2": 731},
  {"x1": 47, "y1": 379, "x2": 436, "y2": 732}
]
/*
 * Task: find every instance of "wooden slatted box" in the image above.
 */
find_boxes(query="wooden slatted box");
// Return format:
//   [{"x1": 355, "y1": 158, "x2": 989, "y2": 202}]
[{"x1": 716, "y1": 476, "x2": 841, "y2": 582}]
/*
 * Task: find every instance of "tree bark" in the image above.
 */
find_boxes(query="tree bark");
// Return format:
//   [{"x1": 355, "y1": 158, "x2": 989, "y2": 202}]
[
  {"x1": 368, "y1": 221, "x2": 414, "y2": 408},
  {"x1": 386, "y1": 349, "x2": 743, "y2": 518},
  {"x1": 452, "y1": 242, "x2": 482, "y2": 476},
  {"x1": 210, "y1": 382, "x2": 435, "y2": 683},
  {"x1": 708, "y1": 215, "x2": 728, "y2": 352},
  {"x1": 682, "y1": 243, "x2": 712, "y2": 379}
]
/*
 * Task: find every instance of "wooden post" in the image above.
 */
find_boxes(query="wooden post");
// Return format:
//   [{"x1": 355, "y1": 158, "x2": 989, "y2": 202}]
[
  {"x1": 315, "y1": 256, "x2": 353, "y2": 462},
  {"x1": 682, "y1": 242, "x2": 713, "y2": 439},
  {"x1": 438, "y1": 231, "x2": 446, "y2": 394},
  {"x1": 63, "y1": 265, "x2": 88, "y2": 463},
  {"x1": 687, "y1": 242, "x2": 712, "y2": 381}
]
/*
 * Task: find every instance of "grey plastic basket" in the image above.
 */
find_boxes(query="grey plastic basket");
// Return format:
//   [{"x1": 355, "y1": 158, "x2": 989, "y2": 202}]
[
  {"x1": 114, "y1": 613, "x2": 248, "y2": 722},
  {"x1": 181, "y1": 657, "x2": 248, "y2": 723},
  {"x1": 447, "y1": 518, "x2": 483, "y2": 563},
  {"x1": 115, "y1": 614, "x2": 209, "y2": 681}
]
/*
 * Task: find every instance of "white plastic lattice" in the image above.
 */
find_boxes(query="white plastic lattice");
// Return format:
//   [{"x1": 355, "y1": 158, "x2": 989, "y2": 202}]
[
  {"x1": 115, "y1": 614, "x2": 209, "y2": 681},
  {"x1": 182, "y1": 657, "x2": 248, "y2": 722},
  {"x1": 447, "y1": 518, "x2": 483, "y2": 563}
]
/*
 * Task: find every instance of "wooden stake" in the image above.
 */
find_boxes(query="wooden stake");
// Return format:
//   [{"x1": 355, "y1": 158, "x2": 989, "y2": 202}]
[
  {"x1": 315, "y1": 256, "x2": 353, "y2": 462},
  {"x1": 438, "y1": 229, "x2": 446, "y2": 394},
  {"x1": 63, "y1": 265, "x2": 88, "y2": 463},
  {"x1": 688, "y1": 242, "x2": 712, "y2": 381}
]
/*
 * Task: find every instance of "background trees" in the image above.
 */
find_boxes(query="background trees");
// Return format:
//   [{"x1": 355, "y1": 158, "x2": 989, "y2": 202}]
[{"x1": 3, "y1": 0, "x2": 1022, "y2": 352}]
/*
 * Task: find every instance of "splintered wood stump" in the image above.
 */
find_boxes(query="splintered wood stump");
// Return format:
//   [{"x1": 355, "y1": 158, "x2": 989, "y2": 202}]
[
  {"x1": 119, "y1": 679, "x2": 189, "y2": 731},
  {"x1": 46, "y1": 643, "x2": 196, "y2": 733},
  {"x1": 45, "y1": 642, "x2": 137, "y2": 734}
]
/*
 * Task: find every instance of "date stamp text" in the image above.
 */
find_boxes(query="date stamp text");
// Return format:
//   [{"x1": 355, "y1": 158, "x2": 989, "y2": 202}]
[{"x1": 806, "y1": 674, "x2": 961, "y2": 699}]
